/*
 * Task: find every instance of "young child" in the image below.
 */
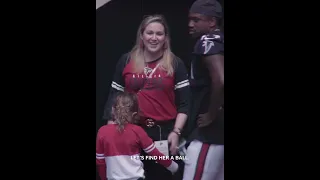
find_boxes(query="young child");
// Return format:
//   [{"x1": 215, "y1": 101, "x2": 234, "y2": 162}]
[{"x1": 96, "y1": 92, "x2": 179, "y2": 180}]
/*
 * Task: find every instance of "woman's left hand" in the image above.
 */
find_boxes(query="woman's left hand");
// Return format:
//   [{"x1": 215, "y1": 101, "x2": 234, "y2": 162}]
[{"x1": 168, "y1": 132, "x2": 179, "y2": 155}]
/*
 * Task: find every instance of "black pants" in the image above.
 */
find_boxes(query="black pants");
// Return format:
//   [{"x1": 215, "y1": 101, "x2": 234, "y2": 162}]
[{"x1": 141, "y1": 120, "x2": 184, "y2": 180}]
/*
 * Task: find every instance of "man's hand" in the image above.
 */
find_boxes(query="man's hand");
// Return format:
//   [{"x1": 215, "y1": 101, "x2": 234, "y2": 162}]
[
  {"x1": 197, "y1": 112, "x2": 214, "y2": 127},
  {"x1": 168, "y1": 132, "x2": 179, "y2": 155}
]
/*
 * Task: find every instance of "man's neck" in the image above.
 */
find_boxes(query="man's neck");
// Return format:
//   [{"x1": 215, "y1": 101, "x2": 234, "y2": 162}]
[{"x1": 143, "y1": 50, "x2": 163, "y2": 63}]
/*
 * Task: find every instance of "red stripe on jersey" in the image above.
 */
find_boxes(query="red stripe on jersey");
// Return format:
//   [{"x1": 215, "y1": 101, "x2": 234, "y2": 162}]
[{"x1": 194, "y1": 143, "x2": 210, "y2": 180}]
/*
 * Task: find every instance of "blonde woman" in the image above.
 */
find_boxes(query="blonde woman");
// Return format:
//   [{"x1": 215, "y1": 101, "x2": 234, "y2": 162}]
[{"x1": 102, "y1": 15, "x2": 190, "y2": 179}]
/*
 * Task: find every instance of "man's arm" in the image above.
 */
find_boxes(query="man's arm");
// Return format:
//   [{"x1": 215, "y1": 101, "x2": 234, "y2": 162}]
[{"x1": 200, "y1": 54, "x2": 224, "y2": 126}]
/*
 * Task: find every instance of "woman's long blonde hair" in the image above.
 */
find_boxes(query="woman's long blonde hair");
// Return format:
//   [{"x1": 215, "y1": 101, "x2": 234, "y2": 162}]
[{"x1": 129, "y1": 15, "x2": 175, "y2": 76}]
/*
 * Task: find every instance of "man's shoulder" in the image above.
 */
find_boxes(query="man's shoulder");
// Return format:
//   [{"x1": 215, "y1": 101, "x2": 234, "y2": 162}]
[
  {"x1": 200, "y1": 30, "x2": 223, "y2": 42},
  {"x1": 194, "y1": 30, "x2": 224, "y2": 55}
]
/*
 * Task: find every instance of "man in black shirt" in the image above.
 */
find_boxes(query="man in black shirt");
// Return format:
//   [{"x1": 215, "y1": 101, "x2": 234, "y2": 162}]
[{"x1": 183, "y1": 0, "x2": 224, "y2": 179}]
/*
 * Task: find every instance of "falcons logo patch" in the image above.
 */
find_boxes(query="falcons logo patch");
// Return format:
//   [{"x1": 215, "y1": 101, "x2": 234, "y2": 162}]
[
  {"x1": 201, "y1": 34, "x2": 221, "y2": 54},
  {"x1": 201, "y1": 36, "x2": 213, "y2": 54}
]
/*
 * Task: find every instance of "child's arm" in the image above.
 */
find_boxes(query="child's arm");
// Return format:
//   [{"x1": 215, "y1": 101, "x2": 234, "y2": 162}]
[
  {"x1": 96, "y1": 130, "x2": 107, "y2": 180},
  {"x1": 137, "y1": 127, "x2": 179, "y2": 174}
]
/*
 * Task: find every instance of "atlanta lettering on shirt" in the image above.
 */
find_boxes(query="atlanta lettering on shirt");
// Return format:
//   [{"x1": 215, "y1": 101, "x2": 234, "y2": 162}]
[{"x1": 127, "y1": 73, "x2": 165, "y2": 91}]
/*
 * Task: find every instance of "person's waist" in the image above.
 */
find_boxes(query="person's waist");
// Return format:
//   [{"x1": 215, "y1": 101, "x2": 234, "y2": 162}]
[{"x1": 139, "y1": 117, "x2": 175, "y2": 128}]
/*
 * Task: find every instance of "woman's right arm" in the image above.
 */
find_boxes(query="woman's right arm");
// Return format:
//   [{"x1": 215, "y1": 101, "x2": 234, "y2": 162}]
[{"x1": 102, "y1": 53, "x2": 129, "y2": 123}]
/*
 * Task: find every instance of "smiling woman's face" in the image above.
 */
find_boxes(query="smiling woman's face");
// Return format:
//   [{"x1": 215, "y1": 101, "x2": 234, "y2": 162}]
[{"x1": 141, "y1": 22, "x2": 166, "y2": 53}]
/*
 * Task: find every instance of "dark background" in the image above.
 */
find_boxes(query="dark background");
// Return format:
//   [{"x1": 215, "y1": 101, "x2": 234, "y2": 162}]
[
  {"x1": 96, "y1": 0, "x2": 224, "y2": 132},
  {"x1": 2, "y1": 0, "x2": 303, "y2": 179},
  {"x1": 96, "y1": 1, "x2": 224, "y2": 179}
]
